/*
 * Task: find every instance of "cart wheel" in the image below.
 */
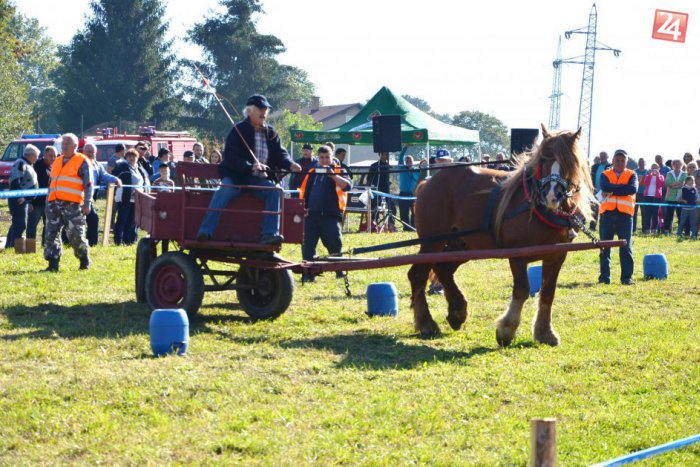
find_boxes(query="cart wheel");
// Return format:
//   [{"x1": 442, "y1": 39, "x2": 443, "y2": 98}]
[
  {"x1": 236, "y1": 266, "x2": 294, "y2": 320},
  {"x1": 135, "y1": 238, "x2": 154, "y2": 303},
  {"x1": 145, "y1": 252, "x2": 204, "y2": 317}
]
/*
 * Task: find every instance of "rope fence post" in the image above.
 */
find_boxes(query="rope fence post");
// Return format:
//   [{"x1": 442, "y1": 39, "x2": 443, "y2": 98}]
[
  {"x1": 530, "y1": 418, "x2": 557, "y2": 467},
  {"x1": 366, "y1": 187, "x2": 372, "y2": 233}
]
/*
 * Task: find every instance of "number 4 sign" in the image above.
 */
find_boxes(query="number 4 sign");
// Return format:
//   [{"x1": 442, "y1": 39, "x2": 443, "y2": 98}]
[{"x1": 652, "y1": 9, "x2": 688, "y2": 43}]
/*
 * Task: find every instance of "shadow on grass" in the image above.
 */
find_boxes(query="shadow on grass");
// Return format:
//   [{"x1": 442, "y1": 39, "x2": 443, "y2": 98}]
[
  {"x1": 277, "y1": 331, "x2": 509, "y2": 369},
  {"x1": 557, "y1": 281, "x2": 597, "y2": 290},
  {"x1": 1, "y1": 301, "x2": 150, "y2": 340}
]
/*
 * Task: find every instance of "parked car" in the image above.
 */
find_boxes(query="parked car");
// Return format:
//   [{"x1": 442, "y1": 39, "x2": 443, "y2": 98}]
[{"x1": 0, "y1": 134, "x2": 62, "y2": 190}]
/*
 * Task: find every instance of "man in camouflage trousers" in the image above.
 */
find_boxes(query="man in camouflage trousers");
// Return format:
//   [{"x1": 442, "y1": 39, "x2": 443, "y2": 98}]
[{"x1": 43, "y1": 133, "x2": 93, "y2": 272}]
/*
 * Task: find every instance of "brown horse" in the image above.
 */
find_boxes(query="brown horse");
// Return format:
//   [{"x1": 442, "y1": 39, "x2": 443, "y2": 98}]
[{"x1": 408, "y1": 125, "x2": 594, "y2": 346}]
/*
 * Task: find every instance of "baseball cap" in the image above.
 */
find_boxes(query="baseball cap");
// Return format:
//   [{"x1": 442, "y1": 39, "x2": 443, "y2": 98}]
[
  {"x1": 246, "y1": 94, "x2": 272, "y2": 109},
  {"x1": 614, "y1": 149, "x2": 628, "y2": 157},
  {"x1": 302, "y1": 143, "x2": 313, "y2": 150},
  {"x1": 436, "y1": 149, "x2": 451, "y2": 159}
]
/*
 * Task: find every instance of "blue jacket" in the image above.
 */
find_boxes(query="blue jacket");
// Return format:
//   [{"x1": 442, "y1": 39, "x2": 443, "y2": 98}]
[
  {"x1": 398, "y1": 152, "x2": 419, "y2": 194},
  {"x1": 219, "y1": 117, "x2": 293, "y2": 185}
]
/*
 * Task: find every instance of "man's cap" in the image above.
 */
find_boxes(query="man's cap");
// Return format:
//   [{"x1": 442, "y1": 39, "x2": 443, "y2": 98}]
[
  {"x1": 115, "y1": 143, "x2": 125, "y2": 152},
  {"x1": 436, "y1": 149, "x2": 451, "y2": 159},
  {"x1": 614, "y1": 149, "x2": 628, "y2": 157},
  {"x1": 134, "y1": 142, "x2": 147, "y2": 150},
  {"x1": 302, "y1": 143, "x2": 313, "y2": 150},
  {"x1": 157, "y1": 147, "x2": 170, "y2": 158},
  {"x1": 246, "y1": 94, "x2": 272, "y2": 109}
]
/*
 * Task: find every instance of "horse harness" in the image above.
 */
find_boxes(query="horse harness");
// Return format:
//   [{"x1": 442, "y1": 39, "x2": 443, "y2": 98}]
[
  {"x1": 481, "y1": 164, "x2": 596, "y2": 242},
  {"x1": 349, "y1": 163, "x2": 596, "y2": 256}
]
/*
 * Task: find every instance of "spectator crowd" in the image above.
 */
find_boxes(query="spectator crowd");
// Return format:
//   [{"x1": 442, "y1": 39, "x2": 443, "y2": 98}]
[{"x1": 3, "y1": 103, "x2": 698, "y2": 281}]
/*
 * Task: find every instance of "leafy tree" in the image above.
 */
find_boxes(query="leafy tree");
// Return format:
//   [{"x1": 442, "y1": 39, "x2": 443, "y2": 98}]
[
  {"x1": 0, "y1": 0, "x2": 30, "y2": 147},
  {"x1": 184, "y1": 0, "x2": 316, "y2": 138},
  {"x1": 452, "y1": 110, "x2": 510, "y2": 157},
  {"x1": 268, "y1": 109, "x2": 322, "y2": 154},
  {"x1": 10, "y1": 12, "x2": 61, "y2": 132},
  {"x1": 55, "y1": 0, "x2": 181, "y2": 134}
]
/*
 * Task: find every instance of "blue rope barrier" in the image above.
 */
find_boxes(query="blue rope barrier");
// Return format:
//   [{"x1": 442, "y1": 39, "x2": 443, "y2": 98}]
[
  {"x1": 591, "y1": 433, "x2": 700, "y2": 466},
  {"x1": 370, "y1": 190, "x2": 416, "y2": 201}
]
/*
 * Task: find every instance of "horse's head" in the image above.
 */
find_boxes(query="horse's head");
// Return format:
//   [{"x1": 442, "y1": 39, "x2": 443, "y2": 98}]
[{"x1": 534, "y1": 124, "x2": 590, "y2": 213}]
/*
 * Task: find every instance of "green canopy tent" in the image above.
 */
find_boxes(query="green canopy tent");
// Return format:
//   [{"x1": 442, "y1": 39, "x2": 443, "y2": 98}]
[{"x1": 290, "y1": 86, "x2": 480, "y2": 149}]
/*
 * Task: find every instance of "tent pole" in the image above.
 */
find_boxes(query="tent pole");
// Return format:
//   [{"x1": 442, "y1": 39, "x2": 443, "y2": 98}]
[
  {"x1": 426, "y1": 141, "x2": 431, "y2": 177},
  {"x1": 291, "y1": 140, "x2": 294, "y2": 159},
  {"x1": 347, "y1": 145, "x2": 351, "y2": 165}
]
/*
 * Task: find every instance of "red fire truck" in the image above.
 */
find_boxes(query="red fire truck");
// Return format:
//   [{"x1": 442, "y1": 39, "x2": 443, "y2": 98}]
[{"x1": 92, "y1": 126, "x2": 198, "y2": 165}]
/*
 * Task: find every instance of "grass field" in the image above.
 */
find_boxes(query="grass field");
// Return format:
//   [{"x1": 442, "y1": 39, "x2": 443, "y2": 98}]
[{"x1": 0, "y1": 202, "x2": 699, "y2": 465}]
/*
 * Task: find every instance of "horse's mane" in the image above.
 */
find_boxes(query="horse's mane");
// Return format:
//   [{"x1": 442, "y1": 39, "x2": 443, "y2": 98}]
[{"x1": 493, "y1": 127, "x2": 595, "y2": 238}]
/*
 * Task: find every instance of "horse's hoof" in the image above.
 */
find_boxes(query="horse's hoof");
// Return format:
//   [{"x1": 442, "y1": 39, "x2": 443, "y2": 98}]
[
  {"x1": 417, "y1": 320, "x2": 442, "y2": 339},
  {"x1": 447, "y1": 301, "x2": 467, "y2": 331},
  {"x1": 447, "y1": 310, "x2": 467, "y2": 331},
  {"x1": 534, "y1": 328, "x2": 560, "y2": 346},
  {"x1": 496, "y1": 327, "x2": 516, "y2": 347}
]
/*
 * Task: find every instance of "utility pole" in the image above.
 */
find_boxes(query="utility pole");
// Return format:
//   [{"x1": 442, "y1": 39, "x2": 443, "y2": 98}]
[
  {"x1": 548, "y1": 36, "x2": 563, "y2": 130},
  {"x1": 563, "y1": 3, "x2": 620, "y2": 160}
]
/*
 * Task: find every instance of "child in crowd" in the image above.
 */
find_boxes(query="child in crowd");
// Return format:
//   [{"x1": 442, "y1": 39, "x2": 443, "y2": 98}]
[
  {"x1": 152, "y1": 164, "x2": 175, "y2": 192},
  {"x1": 677, "y1": 176, "x2": 697, "y2": 239}
]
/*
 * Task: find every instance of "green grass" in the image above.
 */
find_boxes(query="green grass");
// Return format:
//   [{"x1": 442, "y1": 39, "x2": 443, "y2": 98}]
[{"x1": 1, "y1": 201, "x2": 699, "y2": 465}]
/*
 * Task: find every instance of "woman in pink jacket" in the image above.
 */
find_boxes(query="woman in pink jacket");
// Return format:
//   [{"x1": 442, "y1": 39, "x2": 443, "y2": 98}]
[{"x1": 640, "y1": 163, "x2": 665, "y2": 234}]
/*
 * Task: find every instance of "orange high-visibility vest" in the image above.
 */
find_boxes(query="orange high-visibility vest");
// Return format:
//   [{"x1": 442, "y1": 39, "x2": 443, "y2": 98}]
[
  {"x1": 600, "y1": 168, "x2": 635, "y2": 216},
  {"x1": 298, "y1": 166, "x2": 348, "y2": 212},
  {"x1": 48, "y1": 153, "x2": 88, "y2": 204}
]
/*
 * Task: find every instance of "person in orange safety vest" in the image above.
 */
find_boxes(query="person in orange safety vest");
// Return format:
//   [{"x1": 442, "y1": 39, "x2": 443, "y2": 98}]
[
  {"x1": 298, "y1": 145, "x2": 352, "y2": 282},
  {"x1": 598, "y1": 149, "x2": 638, "y2": 285},
  {"x1": 43, "y1": 133, "x2": 94, "y2": 272}
]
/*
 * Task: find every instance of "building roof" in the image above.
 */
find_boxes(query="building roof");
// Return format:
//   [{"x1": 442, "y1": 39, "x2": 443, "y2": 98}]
[{"x1": 272, "y1": 102, "x2": 362, "y2": 124}]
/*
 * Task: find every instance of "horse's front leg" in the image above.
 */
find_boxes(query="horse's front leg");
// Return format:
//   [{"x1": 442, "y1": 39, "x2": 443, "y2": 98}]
[
  {"x1": 496, "y1": 258, "x2": 529, "y2": 347},
  {"x1": 533, "y1": 253, "x2": 566, "y2": 346},
  {"x1": 434, "y1": 261, "x2": 468, "y2": 331},
  {"x1": 408, "y1": 262, "x2": 441, "y2": 337}
]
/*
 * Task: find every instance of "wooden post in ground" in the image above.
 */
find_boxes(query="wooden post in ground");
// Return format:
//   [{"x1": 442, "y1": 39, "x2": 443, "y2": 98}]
[
  {"x1": 530, "y1": 418, "x2": 557, "y2": 467},
  {"x1": 102, "y1": 184, "x2": 115, "y2": 246}
]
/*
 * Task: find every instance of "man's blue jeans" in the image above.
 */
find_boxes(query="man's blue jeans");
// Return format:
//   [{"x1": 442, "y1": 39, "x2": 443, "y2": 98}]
[
  {"x1": 599, "y1": 211, "x2": 634, "y2": 283},
  {"x1": 198, "y1": 176, "x2": 281, "y2": 237}
]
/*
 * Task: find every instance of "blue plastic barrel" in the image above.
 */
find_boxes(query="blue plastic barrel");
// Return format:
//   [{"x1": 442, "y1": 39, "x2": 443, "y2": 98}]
[
  {"x1": 367, "y1": 282, "x2": 398, "y2": 317},
  {"x1": 150, "y1": 309, "x2": 189, "y2": 357},
  {"x1": 643, "y1": 254, "x2": 668, "y2": 280},
  {"x1": 528, "y1": 264, "x2": 542, "y2": 296}
]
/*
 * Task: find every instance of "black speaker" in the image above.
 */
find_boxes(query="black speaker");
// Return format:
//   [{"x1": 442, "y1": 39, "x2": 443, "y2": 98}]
[
  {"x1": 372, "y1": 115, "x2": 402, "y2": 153},
  {"x1": 510, "y1": 128, "x2": 539, "y2": 155}
]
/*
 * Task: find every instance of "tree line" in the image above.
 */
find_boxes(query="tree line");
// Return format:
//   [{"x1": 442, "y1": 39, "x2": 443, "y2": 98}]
[{"x1": 0, "y1": 0, "x2": 509, "y2": 154}]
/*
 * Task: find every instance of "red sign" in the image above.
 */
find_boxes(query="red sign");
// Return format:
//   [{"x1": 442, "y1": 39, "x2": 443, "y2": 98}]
[
  {"x1": 352, "y1": 132, "x2": 362, "y2": 141},
  {"x1": 652, "y1": 9, "x2": 688, "y2": 43},
  {"x1": 414, "y1": 131, "x2": 424, "y2": 141},
  {"x1": 294, "y1": 131, "x2": 303, "y2": 139}
]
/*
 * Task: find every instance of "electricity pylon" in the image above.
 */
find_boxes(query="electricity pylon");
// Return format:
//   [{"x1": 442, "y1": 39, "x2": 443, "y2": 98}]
[{"x1": 564, "y1": 3, "x2": 621, "y2": 160}]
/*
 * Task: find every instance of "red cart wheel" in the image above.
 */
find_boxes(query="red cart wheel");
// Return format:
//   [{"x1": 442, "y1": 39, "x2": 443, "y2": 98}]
[{"x1": 145, "y1": 252, "x2": 204, "y2": 317}]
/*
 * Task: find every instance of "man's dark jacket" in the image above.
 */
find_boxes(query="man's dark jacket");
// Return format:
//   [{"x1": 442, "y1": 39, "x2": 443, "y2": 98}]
[
  {"x1": 32, "y1": 158, "x2": 52, "y2": 207},
  {"x1": 219, "y1": 118, "x2": 293, "y2": 185},
  {"x1": 368, "y1": 160, "x2": 390, "y2": 193}
]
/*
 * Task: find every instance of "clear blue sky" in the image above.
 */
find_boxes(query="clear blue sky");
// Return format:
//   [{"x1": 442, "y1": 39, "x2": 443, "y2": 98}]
[{"x1": 16, "y1": 0, "x2": 700, "y2": 162}]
